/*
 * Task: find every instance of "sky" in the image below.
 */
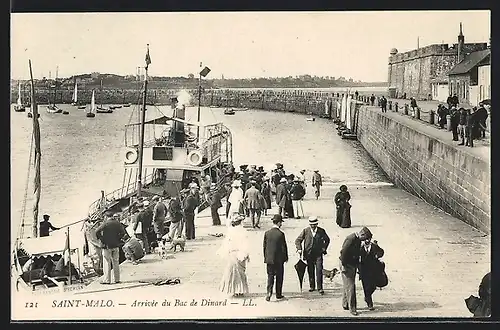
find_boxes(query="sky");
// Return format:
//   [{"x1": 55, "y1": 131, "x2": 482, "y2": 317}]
[{"x1": 11, "y1": 10, "x2": 490, "y2": 82}]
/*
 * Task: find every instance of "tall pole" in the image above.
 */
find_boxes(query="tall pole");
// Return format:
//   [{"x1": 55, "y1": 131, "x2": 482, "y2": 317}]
[
  {"x1": 67, "y1": 227, "x2": 72, "y2": 285},
  {"x1": 197, "y1": 61, "x2": 202, "y2": 141},
  {"x1": 29, "y1": 60, "x2": 41, "y2": 238},
  {"x1": 137, "y1": 44, "x2": 150, "y2": 197}
]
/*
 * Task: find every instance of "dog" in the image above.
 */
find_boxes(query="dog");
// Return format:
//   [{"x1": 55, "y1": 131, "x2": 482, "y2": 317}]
[
  {"x1": 155, "y1": 241, "x2": 168, "y2": 259},
  {"x1": 323, "y1": 268, "x2": 339, "y2": 281},
  {"x1": 168, "y1": 237, "x2": 186, "y2": 252}
]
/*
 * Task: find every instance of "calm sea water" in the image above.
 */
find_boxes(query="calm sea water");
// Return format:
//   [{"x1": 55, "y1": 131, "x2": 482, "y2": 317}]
[{"x1": 11, "y1": 103, "x2": 389, "y2": 244}]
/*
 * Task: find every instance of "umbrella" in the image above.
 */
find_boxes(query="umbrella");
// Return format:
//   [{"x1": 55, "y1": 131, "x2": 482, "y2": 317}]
[{"x1": 294, "y1": 258, "x2": 308, "y2": 292}]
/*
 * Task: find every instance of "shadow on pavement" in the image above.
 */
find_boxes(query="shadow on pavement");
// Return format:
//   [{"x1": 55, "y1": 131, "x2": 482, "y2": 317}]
[
  {"x1": 349, "y1": 224, "x2": 382, "y2": 228},
  {"x1": 371, "y1": 301, "x2": 441, "y2": 312}
]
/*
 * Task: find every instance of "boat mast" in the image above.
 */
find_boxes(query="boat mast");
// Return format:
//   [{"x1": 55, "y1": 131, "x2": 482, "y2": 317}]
[
  {"x1": 29, "y1": 60, "x2": 41, "y2": 238},
  {"x1": 100, "y1": 79, "x2": 103, "y2": 108},
  {"x1": 137, "y1": 44, "x2": 151, "y2": 197},
  {"x1": 197, "y1": 62, "x2": 202, "y2": 141}
]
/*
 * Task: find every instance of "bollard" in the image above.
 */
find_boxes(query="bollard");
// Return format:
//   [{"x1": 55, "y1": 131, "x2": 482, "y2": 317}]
[
  {"x1": 388, "y1": 101, "x2": 392, "y2": 110},
  {"x1": 415, "y1": 107, "x2": 420, "y2": 120},
  {"x1": 446, "y1": 115, "x2": 452, "y2": 131},
  {"x1": 404, "y1": 104, "x2": 409, "y2": 115},
  {"x1": 429, "y1": 110, "x2": 435, "y2": 125},
  {"x1": 394, "y1": 102, "x2": 398, "y2": 112}
]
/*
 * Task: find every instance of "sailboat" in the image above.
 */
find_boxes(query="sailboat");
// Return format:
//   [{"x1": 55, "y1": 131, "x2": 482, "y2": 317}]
[
  {"x1": 83, "y1": 46, "x2": 233, "y2": 249},
  {"x1": 14, "y1": 83, "x2": 26, "y2": 112},
  {"x1": 86, "y1": 90, "x2": 96, "y2": 118},
  {"x1": 12, "y1": 60, "x2": 90, "y2": 294},
  {"x1": 96, "y1": 79, "x2": 113, "y2": 113},
  {"x1": 72, "y1": 81, "x2": 86, "y2": 109},
  {"x1": 71, "y1": 81, "x2": 80, "y2": 106},
  {"x1": 46, "y1": 82, "x2": 62, "y2": 114}
]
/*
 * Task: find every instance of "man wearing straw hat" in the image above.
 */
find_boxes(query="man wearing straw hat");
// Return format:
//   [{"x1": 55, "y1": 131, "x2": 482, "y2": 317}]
[{"x1": 295, "y1": 216, "x2": 330, "y2": 295}]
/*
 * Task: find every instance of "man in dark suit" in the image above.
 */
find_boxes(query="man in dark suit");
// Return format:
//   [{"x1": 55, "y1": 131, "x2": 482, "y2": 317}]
[
  {"x1": 339, "y1": 226, "x2": 372, "y2": 316},
  {"x1": 263, "y1": 214, "x2": 288, "y2": 301},
  {"x1": 295, "y1": 216, "x2": 330, "y2": 295}
]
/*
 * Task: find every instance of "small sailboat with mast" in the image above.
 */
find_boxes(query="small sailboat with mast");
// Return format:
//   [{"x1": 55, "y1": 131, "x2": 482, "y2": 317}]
[
  {"x1": 72, "y1": 80, "x2": 86, "y2": 109},
  {"x1": 12, "y1": 60, "x2": 91, "y2": 294},
  {"x1": 46, "y1": 81, "x2": 62, "y2": 114},
  {"x1": 71, "y1": 80, "x2": 78, "y2": 106},
  {"x1": 14, "y1": 82, "x2": 27, "y2": 112},
  {"x1": 86, "y1": 90, "x2": 96, "y2": 118},
  {"x1": 96, "y1": 79, "x2": 113, "y2": 113}
]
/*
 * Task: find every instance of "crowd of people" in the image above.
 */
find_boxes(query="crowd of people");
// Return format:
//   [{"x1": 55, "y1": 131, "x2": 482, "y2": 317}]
[
  {"x1": 77, "y1": 160, "x2": 490, "y2": 317},
  {"x1": 436, "y1": 95, "x2": 490, "y2": 148}
]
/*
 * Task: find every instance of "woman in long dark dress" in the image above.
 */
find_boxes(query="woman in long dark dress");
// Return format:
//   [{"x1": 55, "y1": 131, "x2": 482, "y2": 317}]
[
  {"x1": 284, "y1": 176, "x2": 295, "y2": 218},
  {"x1": 334, "y1": 185, "x2": 351, "y2": 228},
  {"x1": 260, "y1": 177, "x2": 272, "y2": 216}
]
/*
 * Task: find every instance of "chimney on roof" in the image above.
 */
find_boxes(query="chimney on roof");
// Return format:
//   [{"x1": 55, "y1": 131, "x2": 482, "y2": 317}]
[{"x1": 457, "y1": 22, "x2": 465, "y2": 63}]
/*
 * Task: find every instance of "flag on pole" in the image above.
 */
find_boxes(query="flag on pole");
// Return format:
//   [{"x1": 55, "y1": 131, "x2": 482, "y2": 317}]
[
  {"x1": 145, "y1": 44, "x2": 151, "y2": 68},
  {"x1": 63, "y1": 230, "x2": 70, "y2": 266}
]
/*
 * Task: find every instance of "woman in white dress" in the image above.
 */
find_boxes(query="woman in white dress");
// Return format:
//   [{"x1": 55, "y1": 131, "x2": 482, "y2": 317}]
[
  {"x1": 226, "y1": 180, "x2": 244, "y2": 227},
  {"x1": 218, "y1": 214, "x2": 250, "y2": 297}
]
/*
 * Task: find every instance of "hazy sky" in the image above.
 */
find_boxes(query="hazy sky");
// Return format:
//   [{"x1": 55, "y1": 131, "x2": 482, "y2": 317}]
[{"x1": 11, "y1": 11, "x2": 490, "y2": 81}]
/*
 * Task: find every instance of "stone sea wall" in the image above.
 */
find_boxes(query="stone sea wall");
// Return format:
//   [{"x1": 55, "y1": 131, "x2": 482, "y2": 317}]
[
  {"x1": 11, "y1": 88, "x2": 379, "y2": 113},
  {"x1": 356, "y1": 106, "x2": 490, "y2": 234}
]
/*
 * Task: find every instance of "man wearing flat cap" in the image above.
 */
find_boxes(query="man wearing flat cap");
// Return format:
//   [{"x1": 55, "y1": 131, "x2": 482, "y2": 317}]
[
  {"x1": 339, "y1": 226, "x2": 373, "y2": 316},
  {"x1": 263, "y1": 214, "x2": 288, "y2": 301},
  {"x1": 295, "y1": 216, "x2": 330, "y2": 295}
]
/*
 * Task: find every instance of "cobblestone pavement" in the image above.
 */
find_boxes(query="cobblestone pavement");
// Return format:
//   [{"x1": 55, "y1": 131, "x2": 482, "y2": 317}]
[{"x1": 51, "y1": 184, "x2": 490, "y2": 320}]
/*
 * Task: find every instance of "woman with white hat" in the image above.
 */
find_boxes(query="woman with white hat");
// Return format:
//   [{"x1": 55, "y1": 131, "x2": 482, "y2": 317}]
[
  {"x1": 227, "y1": 180, "x2": 244, "y2": 226},
  {"x1": 217, "y1": 214, "x2": 250, "y2": 297}
]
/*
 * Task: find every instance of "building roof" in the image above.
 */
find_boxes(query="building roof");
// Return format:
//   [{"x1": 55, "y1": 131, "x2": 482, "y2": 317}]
[{"x1": 447, "y1": 49, "x2": 490, "y2": 76}]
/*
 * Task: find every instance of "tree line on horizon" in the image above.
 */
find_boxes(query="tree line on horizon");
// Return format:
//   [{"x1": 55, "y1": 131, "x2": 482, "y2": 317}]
[{"x1": 11, "y1": 73, "x2": 388, "y2": 90}]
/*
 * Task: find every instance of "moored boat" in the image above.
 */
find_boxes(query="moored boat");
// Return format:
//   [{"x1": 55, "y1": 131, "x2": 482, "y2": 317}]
[
  {"x1": 70, "y1": 81, "x2": 81, "y2": 106},
  {"x1": 14, "y1": 83, "x2": 26, "y2": 112},
  {"x1": 46, "y1": 105, "x2": 62, "y2": 113},
  {"x1": 86, "y1": 90, "x2": 96, "y2": 118},
  {"x1": 84, "y1": 46, "x2": 232, "y2": 242},
  {"x1": 224, "y1": 108, "x2": 235, "y2": 115},
  {"x1": 12, "y1": 60, "x2": 94, "y2": 295},
  {"x1": 96, "y1": 107, "x2": 113, "y2": 114}
]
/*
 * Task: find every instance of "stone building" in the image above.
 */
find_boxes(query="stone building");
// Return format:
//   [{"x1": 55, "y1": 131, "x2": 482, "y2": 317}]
[
  {"x1": 388, "y1": 23, "x2": 487, "y2": 101},
  {"x1": 448, "y1": 48, "x2": 490, "y2": 106}
]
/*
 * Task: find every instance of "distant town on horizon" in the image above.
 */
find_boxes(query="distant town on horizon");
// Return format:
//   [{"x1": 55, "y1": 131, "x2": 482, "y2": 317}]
[{"x1": 11, "y1": 72, "x2": 388, "y2": 90}]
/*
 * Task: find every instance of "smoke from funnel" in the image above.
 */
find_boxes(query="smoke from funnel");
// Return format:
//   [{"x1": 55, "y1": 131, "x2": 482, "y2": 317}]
[{"x1": 176, "y1": 90, "x2": 192, "y2": 109}]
